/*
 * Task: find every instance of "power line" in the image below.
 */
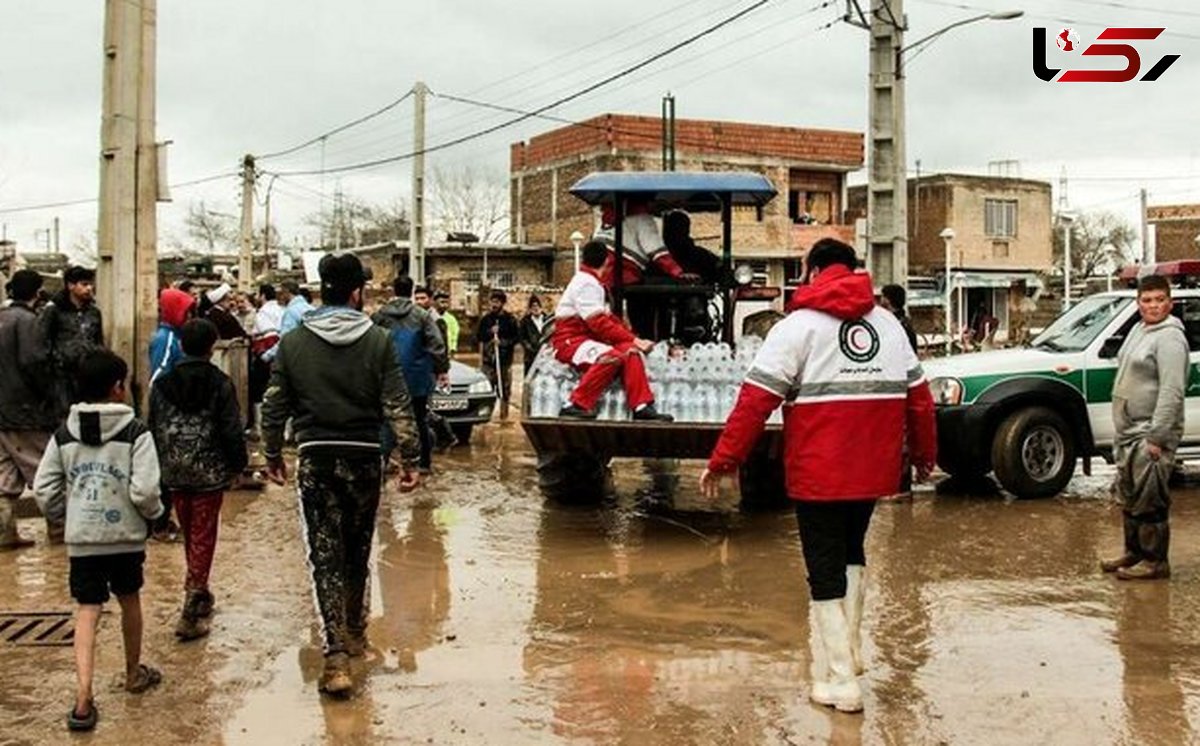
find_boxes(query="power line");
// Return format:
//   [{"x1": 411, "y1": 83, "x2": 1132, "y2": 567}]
[
  {"x1": 912, "y1": 0, "x2": 1200, "y2": 40},
  {"x1": 269, "y1": 0, "x2": 780, "y2": 177},
  {"x1": 1051, "y1": 0, "x2": 1200, "y2": 20},
  {"x1": 0, "y1": 172, "x2": 237, "y2": 215},
  {"x1": 255, "y1": 89, "x2": 416, "y2": 161}
]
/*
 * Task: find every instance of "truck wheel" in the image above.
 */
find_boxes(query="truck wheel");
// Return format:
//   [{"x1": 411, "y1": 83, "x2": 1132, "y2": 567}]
[
  {"x1": 537, "y1": 451, "x2": 612, "y2": 505},
  {"x1": 990, "y1": 407, "x2": 1076, "y2": 499},
  {"x1": 738, "y1": 455, "x2": 790, "y2": 512}
]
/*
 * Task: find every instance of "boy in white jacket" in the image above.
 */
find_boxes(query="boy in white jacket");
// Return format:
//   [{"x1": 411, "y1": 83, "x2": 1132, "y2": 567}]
[{"x1": 34, "y1": 349, "x2": 165, "y2": 731}]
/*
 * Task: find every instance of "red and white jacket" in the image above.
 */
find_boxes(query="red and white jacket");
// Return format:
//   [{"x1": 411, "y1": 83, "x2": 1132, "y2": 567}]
[
  {"x1": 595, "y1": 212, "x2": 687, "y2": 289},
  {"x1": 551, "y1": 266, "x2": 636, "y2": 366},
  {"x1": 709, "y1": 265, "x2": 936, "y2": 501}
]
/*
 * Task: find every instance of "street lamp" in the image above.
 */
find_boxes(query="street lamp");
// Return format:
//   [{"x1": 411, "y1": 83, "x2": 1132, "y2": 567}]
[
  {"x1": 570, "y1": 230, "x2": 585, "y2": 273},
  {"x1": 898, "y1": 11, "x2": 1025, "y2": 65},
  {"x1": 1059, "y1": 212, "x2": 1076, "y2": 311},
  {"x1": 940, "y1": 227, "x2": 955, "y2": 354}
]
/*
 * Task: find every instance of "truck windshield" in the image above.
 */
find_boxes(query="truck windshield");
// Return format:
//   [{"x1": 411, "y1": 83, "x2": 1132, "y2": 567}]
[{"x1": 1031, "y1": 296, "x2": 1132, "y2": 353}]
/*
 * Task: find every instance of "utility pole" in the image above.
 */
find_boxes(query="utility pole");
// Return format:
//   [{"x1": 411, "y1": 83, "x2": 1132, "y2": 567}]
[
  {"x1": 53, "y1": 217, "x2": 60, "y2": 253},
  {"x1": 1140, "y1": 188, "x2": 1153, "y2": 264},
  {"x1": 238, "y1": 154, "x2": 256, "y2": 292},
  {"x1": 97, "y1": 0, "x2": 159, "y2": 405},
  {"x1": 411, "y1": 81, "x2": 428, "y2": 283},
  {"x1": 263, "y1": 174, "x2": 278, "y2": 281},
  {"x1": 847, "y1": 0, "x2": 907, "y2": 288},
  {"x1": 661, "y1": 93, "x2": 676, "y2": 171}
]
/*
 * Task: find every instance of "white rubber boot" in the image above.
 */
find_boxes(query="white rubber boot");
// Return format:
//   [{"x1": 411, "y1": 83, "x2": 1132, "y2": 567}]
[
  {"x1": 844, "y1": 565, "x2": 866, "y2": 675},
  {"x1": 809, "y1": 599, "x2": 864, "y2": 713}
]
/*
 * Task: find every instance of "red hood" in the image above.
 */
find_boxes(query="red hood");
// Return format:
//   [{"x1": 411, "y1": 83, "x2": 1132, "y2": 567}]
[
  {"x1": 159, "y1": 288, "x2": 196, "y2": 328},
  {"x1": 786, "y1": 265, "x2": 876, "y2": 320}
]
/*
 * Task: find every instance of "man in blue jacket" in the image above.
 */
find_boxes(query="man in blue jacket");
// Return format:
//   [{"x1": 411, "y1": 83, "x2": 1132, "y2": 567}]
[{"x1": 373, "y1": 275, "x2": 449, "y2": 472}]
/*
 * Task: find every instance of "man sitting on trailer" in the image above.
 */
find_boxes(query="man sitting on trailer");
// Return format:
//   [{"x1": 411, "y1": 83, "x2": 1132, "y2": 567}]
[{"x1": 552, "y1": 240, "x2": 673, "y2": 422}]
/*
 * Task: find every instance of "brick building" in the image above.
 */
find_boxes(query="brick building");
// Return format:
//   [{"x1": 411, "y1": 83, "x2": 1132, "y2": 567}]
[
  {"x1": 510, "y1": 114, "x2": 863, "y2": 287},
  {"x1": 1147, "y1": 204, "x2": 1200, "y2": 262},
  {"x1": 849, "y1": 173, "x2": 1053, "y2": 344}
]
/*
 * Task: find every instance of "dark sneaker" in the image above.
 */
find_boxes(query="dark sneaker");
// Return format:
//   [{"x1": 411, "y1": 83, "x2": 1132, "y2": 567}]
[
  {"x1": 559, "y1": 404, "x2": 598, "y2": 419},
  {"x1": 194, "y1": 589, "x2": 215, "y2": 619},
  {"x1": 1116, "y1": 561, "x2": 1170, "y2": 581},
  {"x1": 1100, "y1": 553, "x2": 1139, "y2": 573},
  {"x1": 174, "y1": 612, "x2": 210, "y2": 642},
  {"x1": 632, "y1": 404, "x2": 673, "y2": 422},
  {"x1": 319, "y1": 653, "x2": 353, "y2": 697},
  {"x1": 125, "y1": 664, "x2": 162, "y2": 694}
]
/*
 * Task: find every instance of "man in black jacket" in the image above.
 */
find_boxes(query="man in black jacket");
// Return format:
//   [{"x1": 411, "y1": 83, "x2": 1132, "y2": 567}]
[
  {"x1": 40, "y1": 265, "x2": 104, "y2": 418},
  {"x1": 0, "y1": 270, "x2": 58, "y2": 548},
  {"x1": 478, "y1": 290, "x2": 519, "y2": 420},
  {"x1": 261, "y1": 253, "x2": 420, "y2": 698},
  {"x1": 149, "y1": 319, "x2": 248, "y2": 641}
]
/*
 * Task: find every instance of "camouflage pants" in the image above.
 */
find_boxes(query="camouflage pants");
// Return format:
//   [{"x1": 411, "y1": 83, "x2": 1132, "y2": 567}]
[
  {"x1": 296, "y1": 450, "x2": 382, "y2": 655},
  {"x1": 1114, "y1": 439, "x2": 1173, "y2": 563}
]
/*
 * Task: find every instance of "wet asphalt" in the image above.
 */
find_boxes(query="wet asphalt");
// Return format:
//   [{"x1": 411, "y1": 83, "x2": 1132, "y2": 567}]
[{"x1": 2, "y1": 424, "x2": 1199, "y2": 745}]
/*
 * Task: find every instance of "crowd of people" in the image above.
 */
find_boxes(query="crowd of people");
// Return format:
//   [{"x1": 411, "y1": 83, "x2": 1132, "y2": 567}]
[{"x1": 0, "y1": 235, "x2": 1185, "y2": 729}]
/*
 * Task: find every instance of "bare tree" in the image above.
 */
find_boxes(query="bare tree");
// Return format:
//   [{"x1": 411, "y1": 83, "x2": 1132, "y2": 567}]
[
  {"x1": 304, "y1": 195, "x2": 410, "y2": 248},
  {"x1": 1053, "y1": 210, "x2": 1139, "y2": 278},
  {"x1": 431, "y1": 166, "x2": 509, "y2": 244},
  {"x1": 184, "y1": 200, "x2": 237, "y2": 254}
]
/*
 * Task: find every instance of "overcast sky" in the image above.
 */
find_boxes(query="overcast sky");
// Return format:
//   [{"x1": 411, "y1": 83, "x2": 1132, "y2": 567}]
[{"x1": 1, "y1": 0, "x2": 1198, "y2": 260}]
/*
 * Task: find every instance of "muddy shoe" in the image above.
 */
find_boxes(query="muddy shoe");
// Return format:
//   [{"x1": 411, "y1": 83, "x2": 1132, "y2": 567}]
[
  {"x1": 174, "y1": 612, "x2": 210, "y2": 642},
  {"x1": 194, "y1": 589, "x2": 215, "y2": 619},
  {"x1": 1116, "y1": 561, "x2": 1170, "y2": 581},
  {"x1": 319, "y1": 653, "x2": 353, "y2": 697},
  {"x1": 1100, "y1": 553, "x2": 1139, "y2": 573},
  {"x1": 125, "y1": 664, "x2": 162, "y2": 694}
]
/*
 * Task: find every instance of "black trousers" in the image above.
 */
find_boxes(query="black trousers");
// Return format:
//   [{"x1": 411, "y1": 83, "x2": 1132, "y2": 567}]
[
  {"x1": 795, "y1": 500, "x2": 877, "y2": 601},
  {"x1": 412, "y1": 396, "x2": 431, "y2": 469},
  {"x1": 296, "y1": 450, "x2": 382, "y2": 655}
]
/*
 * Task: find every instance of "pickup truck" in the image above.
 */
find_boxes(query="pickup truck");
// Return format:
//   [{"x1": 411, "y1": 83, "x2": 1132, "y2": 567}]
[{"x1": 924, "y1": 289, "x2": 1200, "y2": 498}]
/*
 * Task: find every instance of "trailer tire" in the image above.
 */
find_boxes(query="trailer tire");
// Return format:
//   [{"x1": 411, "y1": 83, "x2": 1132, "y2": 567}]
[{"x1": 537, "y1": 451, "x2": 612, "y2": 505}]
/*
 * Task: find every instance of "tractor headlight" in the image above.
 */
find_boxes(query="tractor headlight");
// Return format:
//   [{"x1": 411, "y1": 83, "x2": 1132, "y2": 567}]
[
  {"x1": 733, "y1": 263, "x2": 755, "y2": 286},
  {"x1": 928, "y1": 377, "x2": 963, "y2": 406}
]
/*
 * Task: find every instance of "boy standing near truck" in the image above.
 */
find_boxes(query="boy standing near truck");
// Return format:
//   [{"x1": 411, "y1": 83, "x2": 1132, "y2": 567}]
[
  {"x1": 33, "y1": 349, "x2": 165, "y2": 731},
  {"x1": 1102, "y1": 274, "x2": 1188, "y2": 580}
]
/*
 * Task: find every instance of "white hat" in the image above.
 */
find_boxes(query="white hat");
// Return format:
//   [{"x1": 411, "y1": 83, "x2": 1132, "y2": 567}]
[{"x1": 206, "y1": 283, "x2": 232, "y2": 304}]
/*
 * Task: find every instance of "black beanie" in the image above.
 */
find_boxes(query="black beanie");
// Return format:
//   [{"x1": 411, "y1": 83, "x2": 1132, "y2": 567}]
[{"x1": 7, "y1": 269, "x2": 43, "y2": 302}]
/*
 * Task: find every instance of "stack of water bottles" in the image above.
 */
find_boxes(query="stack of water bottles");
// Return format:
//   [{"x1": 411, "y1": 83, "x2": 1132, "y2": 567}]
[{"x1": 528, "y1": 337, "x2": 776, "y2": 424}]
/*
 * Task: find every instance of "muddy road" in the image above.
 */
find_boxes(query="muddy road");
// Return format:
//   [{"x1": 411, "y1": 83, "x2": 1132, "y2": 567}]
[{"x1": 2, "y1": 424, "x2": 1199, "y2": 745}]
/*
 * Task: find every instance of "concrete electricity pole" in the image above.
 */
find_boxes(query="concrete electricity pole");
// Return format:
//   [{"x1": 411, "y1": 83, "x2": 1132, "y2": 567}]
[
  {"x1": 97, "y1": 0, "x2": 159, "y2": 403},
  {"x1": 238, "y1": 154, "x2": 256, "y2": 292},
  {"x1": 411, "y1": 81, "x2": 428, "y2": 283},
  {"x1": 1140, "y1": 188, "x2": 1153, "y2": 264},
  {"x1": 847, "y1": 0, "x2": 908, "y2": 288}
]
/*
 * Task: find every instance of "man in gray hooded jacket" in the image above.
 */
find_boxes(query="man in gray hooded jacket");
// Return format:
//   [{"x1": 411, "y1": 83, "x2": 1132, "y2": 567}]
[
  {"x1": 1102, "y1": 274, "x2": 1189, "y2": 580},
  {"x1": 262, "y1": 253, "x2": 420, "y2": 697}
]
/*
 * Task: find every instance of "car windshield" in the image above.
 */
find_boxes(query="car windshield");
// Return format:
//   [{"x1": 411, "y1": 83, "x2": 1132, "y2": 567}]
[{"x1": 1031, "y1": 296, "x2": 1133, "y2": 353}]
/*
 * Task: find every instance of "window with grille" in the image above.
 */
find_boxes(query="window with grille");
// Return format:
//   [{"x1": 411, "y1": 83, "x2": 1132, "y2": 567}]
[
  {"x1": 462, "y1": 270, "x2": 516, "y2": 288},
  {"x1": 984, "y1": 199, "x2": 1018, "y2": 238}
]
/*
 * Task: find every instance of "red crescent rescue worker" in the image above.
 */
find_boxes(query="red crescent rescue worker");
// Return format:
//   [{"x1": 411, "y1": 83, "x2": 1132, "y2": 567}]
[
  {"x1": 700, "y1": 238, "x2": 937, "y2": 714},
  {"x1": 552, "y1": 240, "x2": 673, "y2": 421},
  {"x1": 596, "y1": 199, "x2": 690, "y2": 290}
]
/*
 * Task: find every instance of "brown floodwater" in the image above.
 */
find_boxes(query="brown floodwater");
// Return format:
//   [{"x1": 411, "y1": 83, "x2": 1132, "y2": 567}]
[{"x1": 2, "y1": 424, "x2": 1199, "y2": 745}]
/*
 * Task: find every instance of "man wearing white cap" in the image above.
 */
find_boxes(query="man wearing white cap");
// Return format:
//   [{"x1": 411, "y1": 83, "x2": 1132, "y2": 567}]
[{"x1": 204, "y1": 283, "x2": 249, "y2": 341}]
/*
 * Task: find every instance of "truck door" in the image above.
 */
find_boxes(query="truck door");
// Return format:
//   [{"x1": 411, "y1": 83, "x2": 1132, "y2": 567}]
[{"x1": 1172, "y1": 296, "x2": 1200, "y2": 447}]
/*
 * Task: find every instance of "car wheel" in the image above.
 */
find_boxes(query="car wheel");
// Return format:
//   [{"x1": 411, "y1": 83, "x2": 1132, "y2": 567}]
[
  {"x1": 738, "y1": 453, "x2": 790, "y2": 512},
  {"x1": 990, "y1": 406, "x2": 1076, "y2": 499},
  {"x1": 449, "y1": 423, "x2": 474, "y2": 445},
  {"x1": 536, "y1": 451, "x2": 611, "y2": 505}
]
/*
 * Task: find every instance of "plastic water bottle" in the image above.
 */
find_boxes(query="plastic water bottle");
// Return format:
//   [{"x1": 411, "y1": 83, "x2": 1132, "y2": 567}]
[
  {"x1": 531, "y1": 375, "x2": 553, "y2": 417},
  {"x1": 702, "y1": 386, "x2": 720, "y2": 424}
]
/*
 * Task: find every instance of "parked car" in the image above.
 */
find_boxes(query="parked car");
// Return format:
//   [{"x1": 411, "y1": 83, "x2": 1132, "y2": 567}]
[
  {"x1": 428, "y1": 359, "x2": 496, "y2": 444},
  {"x1": 924, "y1": 281, "x2": 1200, "y2": 499}
]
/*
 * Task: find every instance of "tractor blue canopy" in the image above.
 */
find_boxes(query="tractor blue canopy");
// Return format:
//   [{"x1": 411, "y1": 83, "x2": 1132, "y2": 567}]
[
  {"x1": 568, "y1": 171, "x2": 778, "y2": 326},
  {"x1": 568, "y1": 171, "x2": 777, "y2": 211}
]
